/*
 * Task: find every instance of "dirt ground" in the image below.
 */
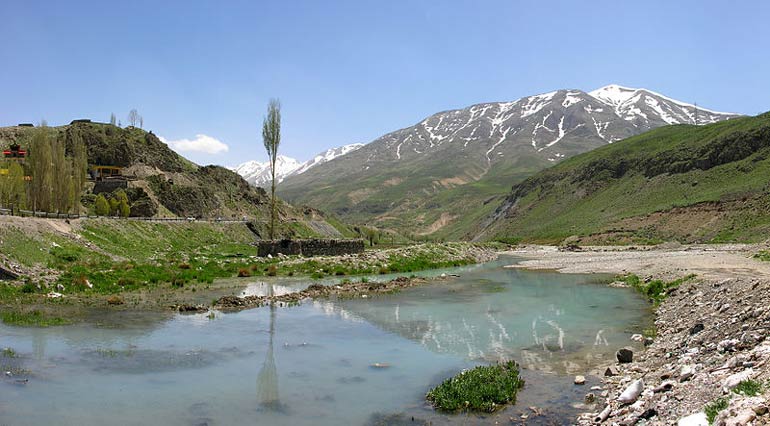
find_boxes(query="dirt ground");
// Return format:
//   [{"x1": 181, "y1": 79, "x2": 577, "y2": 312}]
[{"x1": 503, "y1": 244, "x2": 770, "y2": 281}]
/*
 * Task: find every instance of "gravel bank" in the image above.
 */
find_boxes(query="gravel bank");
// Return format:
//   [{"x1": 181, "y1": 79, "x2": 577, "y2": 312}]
[{"x1": 507, "y1": 245, "x2": 770, "y2": 425}]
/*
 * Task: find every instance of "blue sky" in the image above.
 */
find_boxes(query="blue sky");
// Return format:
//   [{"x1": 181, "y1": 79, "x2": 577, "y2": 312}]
[{"x1": 1, "y1": 0, "x2": 768, "y2": 166}]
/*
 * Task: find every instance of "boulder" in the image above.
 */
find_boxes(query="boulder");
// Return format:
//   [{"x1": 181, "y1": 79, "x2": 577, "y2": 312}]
[
  {"x1": 617, "y1": 348, "x2": 634, "y2": 363},
  {"x1": 617, "y1": 378, "x2": 644, "y2": 404}
]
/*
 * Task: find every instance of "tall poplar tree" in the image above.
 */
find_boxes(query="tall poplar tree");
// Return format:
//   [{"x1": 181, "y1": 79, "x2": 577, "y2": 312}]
[{"x1": 262, "y1": 99, "x2": 281, "y2": 239}]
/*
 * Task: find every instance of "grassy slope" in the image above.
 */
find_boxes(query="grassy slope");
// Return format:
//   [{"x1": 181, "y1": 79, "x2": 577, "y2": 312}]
[
  {"x1": 481, "y1": 113, "x2": 770, "y2": 244},
  {"x1": 280, "y1": 147, "x2": 550, "y2": 240}
]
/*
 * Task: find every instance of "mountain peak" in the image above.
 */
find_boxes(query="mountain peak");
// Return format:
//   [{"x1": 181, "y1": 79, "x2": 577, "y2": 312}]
[{"x1": 233, "y1": 143, "x2": 364, "y2": 187}]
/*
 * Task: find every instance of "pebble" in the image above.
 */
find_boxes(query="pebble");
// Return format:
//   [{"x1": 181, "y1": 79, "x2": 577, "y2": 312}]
[{"x1": 574, "y1": 375, "x2": 586, "y2": 385}]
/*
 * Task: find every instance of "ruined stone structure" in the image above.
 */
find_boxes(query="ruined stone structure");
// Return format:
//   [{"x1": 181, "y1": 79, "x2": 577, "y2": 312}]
[{"x1": 256, "y1": 239, "x2": 364, "y2": 257}]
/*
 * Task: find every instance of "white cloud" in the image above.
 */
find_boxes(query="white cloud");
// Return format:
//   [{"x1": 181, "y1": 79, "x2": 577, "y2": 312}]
[{"x1": 159, "y1": 134, "x2": 229, "y2": 154}]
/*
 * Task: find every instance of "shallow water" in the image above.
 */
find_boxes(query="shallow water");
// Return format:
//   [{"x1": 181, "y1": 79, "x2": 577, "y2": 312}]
[{"x1": 0, "y1": 257, "x2": 651, "y2": 425}]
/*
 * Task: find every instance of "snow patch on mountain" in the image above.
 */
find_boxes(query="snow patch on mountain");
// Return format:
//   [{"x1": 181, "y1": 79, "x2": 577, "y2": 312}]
[{"x1": 232, "y1": 143, "x2": 364, "y2": 187}]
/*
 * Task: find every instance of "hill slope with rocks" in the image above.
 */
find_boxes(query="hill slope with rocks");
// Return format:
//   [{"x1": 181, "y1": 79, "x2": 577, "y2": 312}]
[
  {"x1": 278, "y1": 85, "x2": 739, "y2": 239},
  {"x1": 475, "y1": 112, "x2": 770, "y2": 244},
  {"x1": 0, "y1": 122, "x2": 350, "y2": 238}
]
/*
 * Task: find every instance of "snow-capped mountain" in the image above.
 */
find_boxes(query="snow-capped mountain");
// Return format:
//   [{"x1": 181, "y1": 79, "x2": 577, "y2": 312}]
[
  {"x1": 277, "y1": 84, "x2": 740, "y2": 237},
  {"x1": 291, "y1": 143, "x2": 364, "y2": 176},
  {"x1": 231, "y1": 155, "x2": 301, "y2": 187},
  {"x1": 232, "y1": 144, "x2": 364, "y2": 187}
]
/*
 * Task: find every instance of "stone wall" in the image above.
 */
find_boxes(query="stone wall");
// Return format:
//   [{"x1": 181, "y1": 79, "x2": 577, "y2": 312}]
[
  {"x1": 93, "y1": 180, "x2": 128, "y2": 194},
  {"x1": 257, "y1": 239, "x2": 365, "y2": 257}
]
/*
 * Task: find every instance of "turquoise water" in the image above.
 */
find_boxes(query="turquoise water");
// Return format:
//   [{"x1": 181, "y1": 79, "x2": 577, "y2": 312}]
[{"x1": 0, "y1": 258, "x2": 651, "y2": 425}]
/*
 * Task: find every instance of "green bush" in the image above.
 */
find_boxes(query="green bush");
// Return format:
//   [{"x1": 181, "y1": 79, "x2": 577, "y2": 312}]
[{"x1": 426, "y1": 361, "x2": 524, "y2": 413}]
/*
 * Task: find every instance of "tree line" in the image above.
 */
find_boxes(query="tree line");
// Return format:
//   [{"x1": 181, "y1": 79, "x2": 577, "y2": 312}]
[{"x1": 0, "y1": 126, "x2": 88, "y2": 214}]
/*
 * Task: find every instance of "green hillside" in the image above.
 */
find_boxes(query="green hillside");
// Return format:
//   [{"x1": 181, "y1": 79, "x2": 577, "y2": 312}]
[
  {"x1": 477, "y1": 112, "x2": 770, "y2": 244},
  {"x1": 0, "y1": 122, "x2": 352, "y2": 239}
]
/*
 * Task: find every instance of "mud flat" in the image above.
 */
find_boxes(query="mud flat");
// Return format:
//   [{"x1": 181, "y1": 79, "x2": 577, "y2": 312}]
[{"x1": 506, "y1": 245, "x2": 770, "y2": 425}]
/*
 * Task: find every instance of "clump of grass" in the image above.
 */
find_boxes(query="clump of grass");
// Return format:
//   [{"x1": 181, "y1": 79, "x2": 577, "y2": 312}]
[
  {"x1": 705, "y1": 397, "x2": 729, "y2": 424},
  {"x1": 618, "y1": 273, "x2": 696, "y2": 305},
  {"x1": 754, "y1": 250, "x2": 770, "y2": 261},
  {"x1": 426, "y1": 361, "x2": 525, "y2": 413},
  {"x1": 178, "y1": 262, "x2": 191, "y2": 270},
  {"x1": 1, "y1": 310, "x2": 70, "y2": 327},
  {"x1": 733, "y1": 379, "x2": 763, "y2": 396},
  {"x1": 2, "y1": 347, "x2": 17, "y2": 358}
]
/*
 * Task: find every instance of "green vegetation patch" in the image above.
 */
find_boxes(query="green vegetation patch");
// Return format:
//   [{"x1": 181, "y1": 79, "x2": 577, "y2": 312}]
[
  {"x1": 753, "y1": 250, "x2": 770, "y2": 262},
  {"x1": 617, "y1": 273, "x2": 696, "y2": 305},
  {"x1": 2, "y1": 310, "x2": 71, "y2": 327},
  {"x1": 705, "y1": 397, "x2": 729, "y2": 425},
  {"x1": 426, "y1": 361, "x2": 525, "y2": 413},
  {"x1": 732, "y1": 379, "x2": 764, "y2": 397}
]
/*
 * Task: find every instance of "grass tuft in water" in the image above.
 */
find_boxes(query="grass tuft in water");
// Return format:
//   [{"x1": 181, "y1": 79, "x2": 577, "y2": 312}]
[{"x1": 426, "y1": 361, "x2": 524, "y2": 413}]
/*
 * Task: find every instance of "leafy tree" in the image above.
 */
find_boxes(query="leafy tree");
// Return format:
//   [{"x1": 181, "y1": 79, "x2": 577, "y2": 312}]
[
  {"x1": 109, "y1": 197, "x2": 120, "y2": 216},
  {"x1": 262, "y1": 98, "x2": 281, "y2": 239},
  {"x1": 27, "y1": 128, "x2": 54, "y2": 211},
  {"x1": 118, "y1": 199, "x2": 130, "y2": 217},
  {"x1": 94, "y1": 194, "x2": 110, "y2": 216},
  {"x1": 365, "y1": 228, "x2": 379, "y2": 246},
  {"x1": 0, "y1": 160, "x2": 26, "y2": 210}
]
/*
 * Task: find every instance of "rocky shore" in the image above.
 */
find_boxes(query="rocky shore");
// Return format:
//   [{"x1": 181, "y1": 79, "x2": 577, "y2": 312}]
[
  {"x1": 214, "y1": 275, "x2": 434, "y2": 310},
  {"x1": 508, "y1": 245, "x2": 770, "y2": 425}
]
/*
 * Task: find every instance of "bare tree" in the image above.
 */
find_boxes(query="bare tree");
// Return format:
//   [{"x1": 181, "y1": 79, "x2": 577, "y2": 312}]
[
  {"x1": 128, "y1": 109, "x2": 139, "y2": 127},
  {"x1": 110, "y1": 113, "x2": 116, "y2": 125},
  {"x1": 262, "y1": 99, "x2": 281, "y2": 239},
  {"x1": 139, "y1": 115, "x2": 144, "y2": 129}
]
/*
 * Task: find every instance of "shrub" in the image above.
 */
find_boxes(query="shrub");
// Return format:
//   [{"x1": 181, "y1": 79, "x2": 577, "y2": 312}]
[
  {"x1": 426, "y1": 361, "x2": 525, "y2": 413},
  {"x1": 267, "y1": 265, "x2": 277, "y2": 277},
  {"x1": 237, "y1": 268, "x2": 251, "y2": 277}
]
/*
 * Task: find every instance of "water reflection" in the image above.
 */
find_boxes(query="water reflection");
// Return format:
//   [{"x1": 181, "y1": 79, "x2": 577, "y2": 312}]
[
  {"x1": 256, "y1": 284, "x2": 285, "y2": 413},
  {"x1": 316, "y1": 264, "x2": 649, "y2": 375}
]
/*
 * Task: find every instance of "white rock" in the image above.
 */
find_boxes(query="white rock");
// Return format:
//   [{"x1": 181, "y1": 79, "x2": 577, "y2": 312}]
[
  {"x1": 723, "y1": 368, "x2": 754, "y2": 391},
  {"x1": 680, "y1": 364, "x2": 696, "y2": 382},
  {"x1": 617, "y1": 378, "x2": 644, "y2": 404},
  {"x1": 46, "y1": 292, "x2": 63, "y2": 298},
  {"x1": 631, "y1": 334, "x2": 643, "y2": 342},
  {"x1": 677, "y1": 412, "x2": 708, "y2": 426}
]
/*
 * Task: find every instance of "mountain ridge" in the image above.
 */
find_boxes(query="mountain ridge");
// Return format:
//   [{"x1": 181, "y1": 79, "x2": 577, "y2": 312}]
[
  {"x1": 277, "y1": 84, "x2": 740, "y2": 239},
  {"x1": 474, "y1": 111, "x2": 770, "y2": 244},
  {"x1": 232, "y1": 143, "x2": 364, "y2": 187}
]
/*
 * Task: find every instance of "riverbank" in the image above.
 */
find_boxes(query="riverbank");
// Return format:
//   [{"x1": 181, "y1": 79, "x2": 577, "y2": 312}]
[
  {"x1": 507, "y1": 245, "x2": 770, "y2": 425},
  {"x1": 0, "y1": 217, "x2": 498, "y2": 324}
]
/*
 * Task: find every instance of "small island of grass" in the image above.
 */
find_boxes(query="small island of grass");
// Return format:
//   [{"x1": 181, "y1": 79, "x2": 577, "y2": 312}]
[{"x1": 426, "y1": 361, "x2": 525, "y2": 413}]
